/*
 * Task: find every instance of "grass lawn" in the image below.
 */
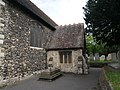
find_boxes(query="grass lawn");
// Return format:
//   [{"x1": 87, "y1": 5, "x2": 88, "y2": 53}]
[{"x1": 105, "y1": 67, "x2": 120, "y2": 90}]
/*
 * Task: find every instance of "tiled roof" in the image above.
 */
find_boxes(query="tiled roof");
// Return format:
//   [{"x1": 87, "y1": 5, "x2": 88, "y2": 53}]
[
  {"x1": 10, "y1": 0, "x2": 57, "y2": 30},
  {"x1": 47, "y1": 23, "x2": 85, "y2": 49}
]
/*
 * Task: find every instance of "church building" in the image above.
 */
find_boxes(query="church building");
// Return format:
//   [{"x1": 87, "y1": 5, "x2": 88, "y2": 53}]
[{"x1": 0, "y1": 0, "x2": 88, "y2": 83}]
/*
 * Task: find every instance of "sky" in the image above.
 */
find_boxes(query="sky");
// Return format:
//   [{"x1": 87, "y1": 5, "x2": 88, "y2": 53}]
[{"x1": 30, "y1": 0, "x2": 88, "y2": 26}]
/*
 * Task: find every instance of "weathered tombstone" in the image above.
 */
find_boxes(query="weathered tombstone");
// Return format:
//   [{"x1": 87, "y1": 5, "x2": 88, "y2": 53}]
[
  {"x1": 107, "y1": 53, "x2": 111, "y2": 60},
  {"x1": 100, "y1": 55, "x2": 105, "y2": 60},
  {"x1": 89, "y1": 53, "x2": 94, "y2": 61},
  {"x1": 111, "y1": 53, "x2": 117, "y2": 62},
  {"x1": 95, "y1": 53, "x2": 100, "y2": 60},
  {"x1": 86, "y1": 54, "x2": 88, "y2": 58},
  {"x1": 117, "y1": 51, "x2": 120, "y2": 64}
]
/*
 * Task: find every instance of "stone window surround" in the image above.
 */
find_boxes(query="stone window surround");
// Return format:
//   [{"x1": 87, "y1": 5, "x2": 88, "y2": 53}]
[
  {"x1": 30, "y1": 46, "x2": 44, "y2": 50},
  {"x1": 29, "y1": 20, "x2": 44, "y2": 48},
  {"x1": 59, "y1": 50, "x2": 72, "y2": 64}
]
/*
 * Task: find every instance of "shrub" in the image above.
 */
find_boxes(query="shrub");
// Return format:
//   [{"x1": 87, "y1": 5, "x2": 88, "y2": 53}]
[{"x1": 88, "y1": 60, "x2": 112, "y2": 67}]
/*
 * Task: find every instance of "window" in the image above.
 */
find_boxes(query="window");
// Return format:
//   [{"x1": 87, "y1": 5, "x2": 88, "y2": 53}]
[
  {"x1": 59, "y1": 51, "x2": 72, "y2": 64},
  {"x1": 30, "y1": 25, "x2": 43, "y2": 47}
]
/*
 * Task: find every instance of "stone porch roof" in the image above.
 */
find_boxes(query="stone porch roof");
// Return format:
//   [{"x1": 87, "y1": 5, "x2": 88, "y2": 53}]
[
  {"x1": 46, "y1": 23, "x2": 85, "y2": 50},
  {"x1": 10, "y1": 0, "x2": 57, "y2": 30}
]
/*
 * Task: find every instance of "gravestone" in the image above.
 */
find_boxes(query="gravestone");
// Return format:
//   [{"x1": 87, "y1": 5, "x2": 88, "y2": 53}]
[
  {"x1": 117, "y1": 51, "x2": 120, "y2": 64},
  {"x1": 95, "y1": 53, "x2": 100, "y2": 60},
  {"x1": 107, "y1": 54, "x2": 111, "y2": 60},
  {"x1": 89, "y1": 53, "x2": 94, "y2": 61},
  {"x1": 111, "y1": 53, "x2": 117, "y2": 62},
  {"x1": 100, "y1": 55, "x2": 105, "y2": 60},
  {"x1": 86, "y1": 54, "x2": 88, "y2": 58}
]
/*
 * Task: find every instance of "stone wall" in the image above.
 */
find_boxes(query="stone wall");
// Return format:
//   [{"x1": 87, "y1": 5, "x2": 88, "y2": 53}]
[
  {"x1": 47, "y1": 51, "x2": 59, "y2": 68},
  {"x1": 0, "y1": 0, "x2": 53, "y2": 81},
  {"x1": 47, "y1": 49, "x2": 88, "y2": 74},
  {"x1": 0, "y1": 0, "x2": 6, "y2": 81},
  {"x1": 72, "y1": 49, "x2": 88, "y2": 74}
]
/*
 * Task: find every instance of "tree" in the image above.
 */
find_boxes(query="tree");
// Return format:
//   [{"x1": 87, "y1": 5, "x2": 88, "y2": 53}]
[
  {"x1": 83, "y1": 0, "x2": 120, "y2": 46},
  {"x1": 86, "y1": 34, "x2": 108, "y2": 56},
  {"x1": 86, "y1": 34, "x2": 95, "y2": 55}
]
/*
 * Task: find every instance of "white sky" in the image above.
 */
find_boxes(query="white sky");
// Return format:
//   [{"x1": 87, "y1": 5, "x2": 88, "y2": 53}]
[{"x1": 30, "y1": 0, "x2": 88, "y2": 25}]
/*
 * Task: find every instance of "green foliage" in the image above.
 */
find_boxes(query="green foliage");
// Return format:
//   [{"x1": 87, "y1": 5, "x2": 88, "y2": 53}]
[
  {"x1": 85, "y1": 35, "x2": 120, "y2": 56},
  {"x1": 89, "y1": 60, "x2": 112, "y2": 63},
  {"x1": 86, "y1": 34, "x2": 95, "y2": 54},
  {"x1": 88, "y1": 60, "x2": 112, "y2": 67},
  {"x1": 86, "y1": 35, "x2": 108, "y2": 55},
  {"x1": 109, "y1": 45, "x2": 119, "y2": 53},
  {"x1": 83, "y1": 0, "x2": 120, "y2": 46},
  {"x1": 105, "y1": 67, "x2": 120, "y2": 90}
]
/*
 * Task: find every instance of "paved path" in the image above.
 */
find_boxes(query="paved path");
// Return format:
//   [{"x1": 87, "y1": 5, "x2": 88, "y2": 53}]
[{"x1": 1, "y1": 68, "x2": 101, "y2": 90}]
